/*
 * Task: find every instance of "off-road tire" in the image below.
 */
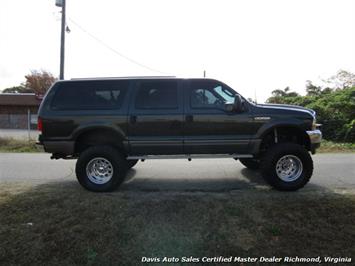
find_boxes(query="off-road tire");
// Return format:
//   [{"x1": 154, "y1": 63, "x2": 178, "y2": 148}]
[
  {"x1": 127, "y1": 159, "x2": 138, "y2": 169},
  {"x1": 76, "y1": 145, "x2": 128, "y2": 192},
  {"x1": 261, "y1": 143, "x2": 313, "y2": 191},
  {"x1": 239, "y1": 158, "x2": 260, "y2": 170}
]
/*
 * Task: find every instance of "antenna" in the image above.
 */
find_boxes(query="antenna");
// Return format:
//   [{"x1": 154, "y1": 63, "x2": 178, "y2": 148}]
[
  {"x1": 203, "y1": 70, "x2": 206, "y2": 78},
  {"x1": 254, "y1": 89, "x2": 258, "y2": 104}
]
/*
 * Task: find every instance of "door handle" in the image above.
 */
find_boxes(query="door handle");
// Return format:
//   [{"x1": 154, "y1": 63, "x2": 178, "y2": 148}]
[
  {"x1": 130, "y1": 115, "x2": 137, "y2": 124},
  {"x1": 186, "y1": 114, "x2": 193, "y2": 122}
]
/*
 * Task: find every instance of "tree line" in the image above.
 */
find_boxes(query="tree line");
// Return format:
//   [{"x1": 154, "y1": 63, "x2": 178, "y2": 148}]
[
  {"x1": 267, "y1": 70, "x2": 355, "y2": 142},
  {"x1": 2, "y1": 70, "x2": 56, "y2": 95}
]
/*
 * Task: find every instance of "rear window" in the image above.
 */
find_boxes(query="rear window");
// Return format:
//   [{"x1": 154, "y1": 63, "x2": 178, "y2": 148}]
[{"x1": 51, "y1": 80, "x2": 129, "y2": 110}]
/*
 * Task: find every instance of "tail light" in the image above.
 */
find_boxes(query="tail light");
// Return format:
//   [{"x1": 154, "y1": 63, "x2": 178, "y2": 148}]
[{"x1": 37, "y1": 117, "x2": 43, "y2": 132}]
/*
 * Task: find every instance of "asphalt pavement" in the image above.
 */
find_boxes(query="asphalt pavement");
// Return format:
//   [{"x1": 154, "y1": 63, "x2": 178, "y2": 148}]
[{"x1": 0, "y1": 153, "x2": 354, "y2": 192}]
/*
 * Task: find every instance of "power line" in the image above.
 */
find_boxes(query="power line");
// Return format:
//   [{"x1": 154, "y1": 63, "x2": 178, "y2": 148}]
[{"x1": 67, "y1": 18, "x2": 171, "y2": 75}]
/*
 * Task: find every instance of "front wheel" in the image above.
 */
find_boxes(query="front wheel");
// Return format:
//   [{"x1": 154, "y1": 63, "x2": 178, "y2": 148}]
[
  {"x1": 260, "y1": 143, "x2": 313, "y2": 191},
  {"x1": 75, "y1": 146, "x2": 128, "y2": 192}
]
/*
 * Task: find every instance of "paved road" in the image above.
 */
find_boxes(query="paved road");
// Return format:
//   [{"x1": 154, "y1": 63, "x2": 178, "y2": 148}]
[{"x1": 0, "y1": 153, "x2": 354, "y2": 192}]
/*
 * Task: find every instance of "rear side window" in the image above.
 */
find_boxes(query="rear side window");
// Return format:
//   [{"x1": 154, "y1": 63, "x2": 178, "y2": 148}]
[
  {"x1": 51, "y1": 81, "x2": 129, "y2": 110},
  {"x1": 135, "y1": 81, "x2": 178, "y2": 109}
]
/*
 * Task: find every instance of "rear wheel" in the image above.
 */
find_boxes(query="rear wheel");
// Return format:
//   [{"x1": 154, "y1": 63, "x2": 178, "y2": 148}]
[
  {"x1": 260, "y1": 143, "x2": 313, "y2": 191},
  {"x1": 75, "y1": 146, "x2": 128, "y2": 192},
  {"x1": 239, "y1": 158, "x2": 260, "y2": 170}
]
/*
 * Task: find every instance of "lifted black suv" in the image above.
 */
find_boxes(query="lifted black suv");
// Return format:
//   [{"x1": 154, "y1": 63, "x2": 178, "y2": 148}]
[{"x1": 38, "y1": 77, "x2": 322, "y2": 192}]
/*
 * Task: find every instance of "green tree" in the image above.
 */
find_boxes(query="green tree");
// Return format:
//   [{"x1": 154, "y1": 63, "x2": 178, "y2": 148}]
[
  {"x1": 325, "y1": 69, "x2": 355, "y2": 89},
  {"x1": 321, "y1": 87, "x2": 332, "y2": 95},
  {"x1": 305, "y1": 80, "x2": 322, "y2": 96},
  {"x1": 267, "y1": 87, "x2": 299, "y2": 103},
  {"x1": 2, "y1": 85, "x2": 32, "y2": 93},
  {"x1": 266, "y1": 71, "x2": 355, "y2": 142}
]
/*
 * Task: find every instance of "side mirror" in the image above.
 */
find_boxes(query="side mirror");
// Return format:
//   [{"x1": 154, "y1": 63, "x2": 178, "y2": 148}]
[
  {"x1": 234, "y1": 94, "x2": 242, "y2": 112},
  {"x1": 224, "y1": 95, "x2": 243, "y2": 112}
]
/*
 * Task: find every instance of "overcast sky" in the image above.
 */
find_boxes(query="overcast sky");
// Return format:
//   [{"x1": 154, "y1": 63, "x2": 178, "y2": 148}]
[{"x1": 1, "y1": 0, "x2": 355, "y2": 102}]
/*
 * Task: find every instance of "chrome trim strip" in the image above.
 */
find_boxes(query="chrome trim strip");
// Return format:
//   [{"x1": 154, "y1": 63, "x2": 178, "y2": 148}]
[
  {"x1": 127, "y1": 154, "x2": 253, "y2": 160},
  {"x1": 254, "y1": 116, "x2": 271, "y2": 120}
]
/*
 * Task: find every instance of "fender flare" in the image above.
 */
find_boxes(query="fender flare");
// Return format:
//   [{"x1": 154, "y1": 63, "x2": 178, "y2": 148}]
[
  {"x1": 256, "y1": 119, "x2": 306, "y2": 140},
  {"x1": 72, "y1": 123, "x2": 127, "y2": 149},
  {"x1": 72, "y1": 122, "x2": 126, "y2": 140}
]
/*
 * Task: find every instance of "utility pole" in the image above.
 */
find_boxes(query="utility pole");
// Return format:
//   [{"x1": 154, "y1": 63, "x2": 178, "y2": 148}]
[{"x1": 56, "y1": 0, "x2": 66, "y2": 80}]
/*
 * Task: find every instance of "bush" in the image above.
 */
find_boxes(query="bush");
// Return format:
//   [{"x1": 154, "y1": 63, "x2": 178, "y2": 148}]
[{"x1": 267, "y1": 87, "x2": 355, "y2": 142}]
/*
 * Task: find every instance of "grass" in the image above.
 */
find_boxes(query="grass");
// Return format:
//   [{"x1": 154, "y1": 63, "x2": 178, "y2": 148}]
[
  {"x1": 318, "y1": 140, "x2": 355, "y2": 153},
  {"x1": 0, "y1": 137, "x2": 353, "y2": 153},
  {"x1": 0, "y1": 137, "x2": 43, "y2": 153},
  {"x1": 0, "y1": 182, "x2": 354, "y2": 265}
]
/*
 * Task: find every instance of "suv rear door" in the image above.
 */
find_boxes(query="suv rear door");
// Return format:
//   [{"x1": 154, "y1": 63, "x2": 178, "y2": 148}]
[
  {"x1": 127, "y1": 79, "x2": 184, "y2": 155},
  {"x1": 183, "y1": 79, "x2": 253, "y2": 154}
]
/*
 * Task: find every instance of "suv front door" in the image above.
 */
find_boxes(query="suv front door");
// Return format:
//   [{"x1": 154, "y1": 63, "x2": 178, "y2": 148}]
[
  {"x1": 183, "y1": 79, "x2": 253, "y2": 154},
  {"x1": 128, "y1": 79, "x2": 184, "y2": 155}
]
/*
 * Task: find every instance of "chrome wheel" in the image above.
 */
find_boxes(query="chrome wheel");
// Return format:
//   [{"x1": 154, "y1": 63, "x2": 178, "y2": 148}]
[
  {"x1": 86, "y1": 157, "x2": 114, "y2": 185},
  {"x1": 275, "y1": 155, "x2": 303, "y2": 182}
]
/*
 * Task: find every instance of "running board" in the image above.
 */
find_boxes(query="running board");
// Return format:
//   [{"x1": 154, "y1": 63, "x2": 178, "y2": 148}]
[{"x1": 126, "y1": 154, "x2": 253, "y2": 160}]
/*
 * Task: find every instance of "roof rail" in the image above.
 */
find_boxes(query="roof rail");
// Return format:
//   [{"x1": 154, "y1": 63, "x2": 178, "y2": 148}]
[{"x1": 70, "y1": 76, "x2": 176, "y2": 80}]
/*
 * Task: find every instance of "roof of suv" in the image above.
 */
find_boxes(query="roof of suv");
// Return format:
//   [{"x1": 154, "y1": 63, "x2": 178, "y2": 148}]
[
  {"x1": 70, "y1": 76, "x2": 177, "y2": 81},
  {"x1": 66, "y1": 76, "x2": 224, "y2": 82}
]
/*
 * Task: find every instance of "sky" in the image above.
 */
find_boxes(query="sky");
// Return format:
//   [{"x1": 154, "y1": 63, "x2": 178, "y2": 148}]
[{"x1": 1, "y1": 0, "x2": 355, "y2": 102}]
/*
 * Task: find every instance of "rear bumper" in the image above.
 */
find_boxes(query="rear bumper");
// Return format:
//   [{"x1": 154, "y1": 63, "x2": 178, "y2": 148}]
[
  {"x1": 306, "y1": 129, "x2": 322, "y2": 154},
  {"x1": 41, "y1": 140, "x2": 75, "y2": 155},
  {"x1": 38, "y1": 134, "x2": 75, "y2": 155}
]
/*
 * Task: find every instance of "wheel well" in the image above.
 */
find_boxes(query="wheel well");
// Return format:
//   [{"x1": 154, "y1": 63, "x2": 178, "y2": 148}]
[
  {"x1": 74, "y1": 128, "x2": 126, "y2": 155},
  {"x1": 260, "y1": 126, "x2": 310, "y2": 154}
]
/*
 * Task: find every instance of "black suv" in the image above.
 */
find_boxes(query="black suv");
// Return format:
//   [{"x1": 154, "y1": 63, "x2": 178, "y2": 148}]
[{"x1": 38, "y1": 77, "x2": 322, "y2": 192}]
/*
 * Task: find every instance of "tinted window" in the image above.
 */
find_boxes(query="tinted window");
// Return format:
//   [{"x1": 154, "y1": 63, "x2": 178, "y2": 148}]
[
  {"x1": 214, "y1": 85, "x2": 235, "y2": 103},
  {"x1": 192, "y1": 88, "x2": 219, "y2": 106},
  {"x1": 135, "y1": 81, "x2": 178, "y2": 109},
  {"x1": 51, "y1": 81, "x2": 129, "y2": 110},
  {"x1": 190, "y1": 80, "x2": 235, "y2": 109}
]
